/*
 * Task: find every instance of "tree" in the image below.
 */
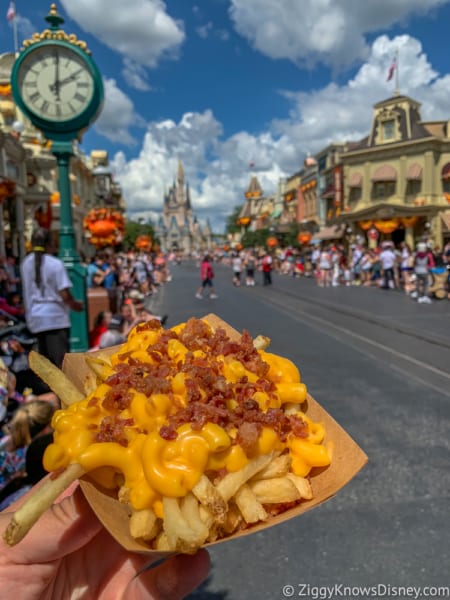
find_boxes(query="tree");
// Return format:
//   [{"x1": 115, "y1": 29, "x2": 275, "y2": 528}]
[
  {"x1": 226, "y1": 205, "x2": 244, "y2": 235},
  {"x1": 122, "y1": 220, "x2": 155, "y2": 250}
]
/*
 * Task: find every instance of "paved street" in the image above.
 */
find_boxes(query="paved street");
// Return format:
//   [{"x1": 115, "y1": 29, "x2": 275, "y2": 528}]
[{"x1": 149, "y1": 261, "x2": 450, "y2": 600}]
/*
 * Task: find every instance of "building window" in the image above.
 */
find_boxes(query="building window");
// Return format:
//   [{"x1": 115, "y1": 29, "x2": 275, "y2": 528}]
[
  {"x1": 373, "y1": 181, "x2": 396, "y2": 199},
  {"x1": 348, "y1": 187, "x2": 362, "y2": 205},
  {"x1": 406, "y1": 179, "x2": 422, "y2": 200},
  {"x1": 382, "y1": 119, "x2": 395, "y2": 141}
]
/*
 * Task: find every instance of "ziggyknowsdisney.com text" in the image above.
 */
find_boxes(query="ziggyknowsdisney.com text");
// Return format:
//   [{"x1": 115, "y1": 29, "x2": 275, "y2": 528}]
[{"x1": 281, "y1": 583, "x2": 450, "y2": 599}]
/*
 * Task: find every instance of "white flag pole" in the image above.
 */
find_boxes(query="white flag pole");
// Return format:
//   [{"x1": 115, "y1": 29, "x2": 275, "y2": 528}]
[
  {"x1": 394, "y1": 49, "x2": 399, "y2": 95},
  {"x1": 12, "y1": 2, "x2": 18, "y2": 55}
]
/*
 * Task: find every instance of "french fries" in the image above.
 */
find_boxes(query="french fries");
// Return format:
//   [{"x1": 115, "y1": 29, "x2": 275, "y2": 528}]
[
  {"x1": 3, "y1": 317, "x2": 332, "y2": 551},
  {"x1": 29, "y1": 351, "x2": 84, "y2": 406}
]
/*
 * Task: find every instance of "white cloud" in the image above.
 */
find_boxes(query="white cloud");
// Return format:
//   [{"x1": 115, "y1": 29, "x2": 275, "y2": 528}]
[
  {"x1": 95, "y1": 78, "x2": 146, "y2": 145},
  {"x1": 60, "y1": 0, "x2": 185, "y2": 67},
  {"x1": 228, "y1": 0, "x2": 449, "y2": 68},
  {"x1": 121, "y1": 58, "x2": 152, "y2": 91},
  {"x1": 271, "y1": 35, "x2": 446, "y2": 155},
  {"x1": 111, "y1": 32, "x2": 450, "y2": 233}
]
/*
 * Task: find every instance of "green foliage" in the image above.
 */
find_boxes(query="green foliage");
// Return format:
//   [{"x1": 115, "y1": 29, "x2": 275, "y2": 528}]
[
  {"x1": 241, "y1": 228, "x2": 271, "y2": 248},
  {"x1": 121, "y1": 220, "x2": 155, "y2": 250},
  {"x1": 226, "y1": 205, "x2": 244, "y2": 234}
]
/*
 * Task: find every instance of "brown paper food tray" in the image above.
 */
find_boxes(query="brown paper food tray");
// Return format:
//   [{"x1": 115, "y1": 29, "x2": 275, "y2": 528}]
[{"x1": 62, "y1": 313, "x2": 367, "y2": 556}]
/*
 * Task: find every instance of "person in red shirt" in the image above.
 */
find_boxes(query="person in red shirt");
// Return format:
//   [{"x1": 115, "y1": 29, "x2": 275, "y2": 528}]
[
  {"x1": 196, "y1": 255, "x2": 218, "y2": 299},
  {"x1": 88, "y1": 310, "x2": 112, "y2": 349}
]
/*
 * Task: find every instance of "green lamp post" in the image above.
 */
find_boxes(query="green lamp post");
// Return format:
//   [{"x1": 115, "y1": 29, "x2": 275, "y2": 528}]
[{"x1": 10, "y1": 3, "x2": 104, "y2": 351}]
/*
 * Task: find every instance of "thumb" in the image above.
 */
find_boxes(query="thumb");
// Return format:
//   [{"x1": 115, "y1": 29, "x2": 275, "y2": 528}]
[{"x1": 3, "y1": 486, "x2": 103, "y2": 564}]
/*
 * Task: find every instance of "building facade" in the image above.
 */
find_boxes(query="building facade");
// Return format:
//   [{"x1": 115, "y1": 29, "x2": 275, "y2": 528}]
[
  {"x1": 340, "y1": 93, "x2": 450, "y2": 248},
  {"x1": 235, "y1": 92, "x2": 450, "y2": 249}
]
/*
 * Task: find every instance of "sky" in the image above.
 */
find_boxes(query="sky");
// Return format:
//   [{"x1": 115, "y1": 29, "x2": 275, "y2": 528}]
[{"x1": 3, "y1": 0, "x2": 450, "y2": 233}]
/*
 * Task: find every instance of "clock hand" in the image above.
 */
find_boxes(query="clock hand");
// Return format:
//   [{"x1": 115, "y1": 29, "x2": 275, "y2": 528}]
[
  {"x1": 52, "y1": 51, "x2": 61, "y2": 101},
  {"x1": 49, "y1": 68, "x2": 83, "y2": 93}
]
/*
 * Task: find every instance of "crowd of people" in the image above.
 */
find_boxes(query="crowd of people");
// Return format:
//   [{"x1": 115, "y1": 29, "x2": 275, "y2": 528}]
[{"x1": 220, "y1": 239, "x2": 450, "y2": 303}]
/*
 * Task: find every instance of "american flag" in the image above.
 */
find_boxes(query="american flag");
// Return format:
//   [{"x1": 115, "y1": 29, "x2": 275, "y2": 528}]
[
  {"x1": 6, "y1": 1, "x2": 15, "y2": 22},
  {"x1": 387, "y1": 56, "x2": 397, "y2": 82}
]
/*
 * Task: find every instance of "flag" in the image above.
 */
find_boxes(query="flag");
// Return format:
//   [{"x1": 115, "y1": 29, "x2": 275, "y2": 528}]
[
  {"x1": 6, "y1": 1, "x2": 15, "y2": 22},
  {"x1": 387, "y1": 56, "x2": 396, "y2": 81}
]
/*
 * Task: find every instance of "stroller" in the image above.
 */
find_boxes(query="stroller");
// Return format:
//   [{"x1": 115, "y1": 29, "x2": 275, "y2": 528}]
[{"x1": 428, "y1": 267, "x2": 448, "y2": 300}]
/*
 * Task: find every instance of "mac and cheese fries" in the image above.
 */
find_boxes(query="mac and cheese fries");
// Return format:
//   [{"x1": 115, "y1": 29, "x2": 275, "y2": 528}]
[{"x1": 3, "y1": 316, "x2": 333, "y2": 551}]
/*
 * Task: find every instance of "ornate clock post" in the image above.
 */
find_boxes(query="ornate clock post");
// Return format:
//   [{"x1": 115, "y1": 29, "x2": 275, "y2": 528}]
[{"x1": 10, "y1": 4, "x2": 104, "y2": 351}]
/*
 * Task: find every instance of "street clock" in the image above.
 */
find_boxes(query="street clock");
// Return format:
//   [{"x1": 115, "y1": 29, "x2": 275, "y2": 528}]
[{"x1": 11, "y1": 4, "x2": 103, "y2": 141}]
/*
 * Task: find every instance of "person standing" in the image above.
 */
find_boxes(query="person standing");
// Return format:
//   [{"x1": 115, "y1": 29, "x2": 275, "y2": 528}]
[
  {"x1": 379, "y1": 241, "x2": 396, "y2": 290},
  {"x1": 20, "y1": 228, "x2": 83, "y2": 368},
  {"x1": 261, "y1": 252, "x2": 273, "y2": 285},
  {"x1": 196, "y1": 255, "x2": 218, "y2": 299},
  {"x1": 244, "y1": 250, "x2": 257, "y2": 286},
  {"x1": 231, "y1": 252, "x2": 243, "y2": 287},
  {"x1": 413, "y1": 242, "x2": 434, "y2": 303}
]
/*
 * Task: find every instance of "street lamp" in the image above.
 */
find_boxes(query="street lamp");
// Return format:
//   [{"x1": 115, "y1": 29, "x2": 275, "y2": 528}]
[{"x1": 10, "y1": 3, "x2": 104, "y2": 351}]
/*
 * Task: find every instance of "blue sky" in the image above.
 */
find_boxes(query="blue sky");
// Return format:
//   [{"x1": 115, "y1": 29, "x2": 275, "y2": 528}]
[{"x1": 3, "y1": 0, "x2": 450, "y2": 232}]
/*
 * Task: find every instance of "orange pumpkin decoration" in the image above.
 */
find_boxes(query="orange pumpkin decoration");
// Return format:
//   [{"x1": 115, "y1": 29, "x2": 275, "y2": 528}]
[
  {"x1": 373, "y1": 219, "x2": 399, "y2": 234},
  {"x1": 83, "y1": 207, "x2": 126, "y2": 248},
  {"x1": 89, "y1": 219, "x2": 117, "y2": 237},
  {"x1": 0, "y1": 84, "x2": 11, "y2": 97},
  {"x1": 297, "y1": 232, "x2": 312, "y2": 244},
  {"x1": 358, "y1": 220, "x2": 373, "y2": 231},
  {"x1": 266, "y1": 236, "x2": 278, "y2": 248},
  {"x1": 400, "y1": 216, "x2": 418, "y2": 228},
  {"x1": 135, "y1": 235, "x2": 152, "y2": 251}
]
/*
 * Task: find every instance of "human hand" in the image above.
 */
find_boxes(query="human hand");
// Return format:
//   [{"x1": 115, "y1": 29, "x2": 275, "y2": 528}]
[
  {"x1": 70, "y1": 300, "x2": 84, "y2": 312},
  {"x1": 0, "y1": 482, "x2": 210, "y2": 599}
]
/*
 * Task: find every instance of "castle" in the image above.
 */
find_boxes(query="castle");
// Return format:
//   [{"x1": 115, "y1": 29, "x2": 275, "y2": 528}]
[{"x1": 154, "y1": 161, "x2": 212, "y2": 254}]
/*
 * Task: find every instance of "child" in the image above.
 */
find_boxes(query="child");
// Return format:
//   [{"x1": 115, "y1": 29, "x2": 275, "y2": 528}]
[{"x1": 196, "y1": 255, "x2": 218, "y2": 299}]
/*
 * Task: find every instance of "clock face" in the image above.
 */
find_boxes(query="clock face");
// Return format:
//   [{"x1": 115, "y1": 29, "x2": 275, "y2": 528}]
[{"x1": 17, "y1": 44, "x2": 95, "y2": 123}]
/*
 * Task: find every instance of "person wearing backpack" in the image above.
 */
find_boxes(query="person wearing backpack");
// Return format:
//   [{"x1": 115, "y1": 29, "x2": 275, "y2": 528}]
[
  {"x1": 414, "y1": 242, "x2": 435, "y2": 303},
  {"x1": 196, "y1": 255, "x2": 218, "y2": 299}
]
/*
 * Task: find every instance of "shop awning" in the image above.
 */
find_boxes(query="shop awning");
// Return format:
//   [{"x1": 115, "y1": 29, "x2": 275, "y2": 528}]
[
  {"x1": 371, "y1": 165, "x2": 397, "y2": 182},
  {"x1": 348, "y1": 172, "x2": 363, "y2": 187},
  {"x1": 441, "y1": 163, "x2": 450, "y2": 179},
  {"x1": 406, "y1": 163, "x2": 422, "y2": 180},
  {"x1": 321, "y1": 185, "x2": 335, "y2": 199},
  {"x1": 312, "y1": 224, "x2": 345, "y2": 241}
]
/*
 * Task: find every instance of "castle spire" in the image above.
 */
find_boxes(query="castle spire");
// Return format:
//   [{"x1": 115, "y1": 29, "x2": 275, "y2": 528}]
[{"x1": 177, "y1": 159, "x2": 184, "y2": 184}]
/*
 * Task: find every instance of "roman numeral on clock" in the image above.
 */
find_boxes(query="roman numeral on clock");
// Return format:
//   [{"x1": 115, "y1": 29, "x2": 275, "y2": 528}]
[
  {"x1": 29, "y1": 91, "x2": 40, "y2": 103},
  {"x1": 74, "y1": 92, "x2": 86, "y2": 103}
]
